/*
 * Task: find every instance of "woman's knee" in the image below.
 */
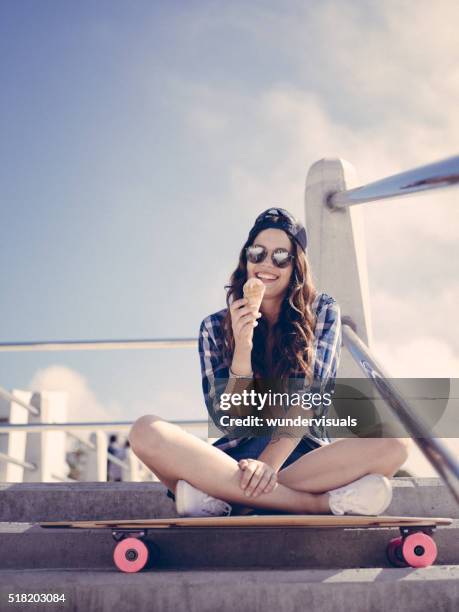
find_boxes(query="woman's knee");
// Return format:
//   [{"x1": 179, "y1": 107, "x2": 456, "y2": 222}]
[
  {"x1": 128, "y1": 414, "x2": 167, "y2": 456},
  {"x1": 374, "y1": 437, "x2": 410, "y2": 473},
  {"x1": 389, "y1": 437, "x2": 410, "y2": 463}
]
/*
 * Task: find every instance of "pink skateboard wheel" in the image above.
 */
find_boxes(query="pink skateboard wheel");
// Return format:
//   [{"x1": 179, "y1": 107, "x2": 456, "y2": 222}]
[
  {"x1": 113, "y1": 538, "x2": 149, "y2": 573},
  {"x1": 386, "y1": 536, "x2": 407, "y2": 567},
  {"x1": 402, "y1": 532, "x2": 437, "y2": 568}
]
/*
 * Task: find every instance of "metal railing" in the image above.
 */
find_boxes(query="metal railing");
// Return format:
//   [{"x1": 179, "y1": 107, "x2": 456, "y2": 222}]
[
  {"x1": 328, "y1": 154, "x2": 459, "y2": 208},
  {"x1": 0, "y1": 420, "x2": 206, "y2": 434},
  {"x1": 0, "y1": 338, "x2": 197, "y2": 352},
  {"x1": 0, "y1": 418, "x2": 207, "y2": 481},
  {"x1": 0, "y1": 451, "x2": 36, "y2": 471},
  {"x1": 342, "y1": 320, "x2": 459, "y2": 504},
  {"x1": 107, "y1": 451, "x2": 130, "y2": 472},
  {"x1": 0, "y1": 386, "x2": 39, "y2": 416},
  {"x1": 0, "y1": 383, "x2": 206, "y2": 480},
  {"x1": 0, "y1": 386, "x2": 97, "y2": 453}
]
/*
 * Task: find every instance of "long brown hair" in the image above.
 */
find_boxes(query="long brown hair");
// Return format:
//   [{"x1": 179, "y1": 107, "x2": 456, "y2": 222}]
[{"x1": 223, "y1": 233, "x2": 318, "y2": 386}]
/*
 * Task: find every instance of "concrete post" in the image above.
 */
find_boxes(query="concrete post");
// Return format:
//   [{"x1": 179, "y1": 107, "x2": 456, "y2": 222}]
[
  {"x1": 24, "y1": 391, "x2": 68, "y2": 482},
  {"x1": 0, "y1": 390, "x2": 33, "y2": 482},
  {"x1": 127, "y1": 449, "x2": 143, "y2": 481},
  {"x1": 80, "y1": 431, "x2": 108, "y2": 482},
  {"x1": 305, "y1": 158, "x2": 373, "y2": 378}
]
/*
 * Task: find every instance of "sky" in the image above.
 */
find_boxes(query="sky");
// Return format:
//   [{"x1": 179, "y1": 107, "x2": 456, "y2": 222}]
[{"x1": 1, "y1": 1, "x2": 458, "y2": 475}]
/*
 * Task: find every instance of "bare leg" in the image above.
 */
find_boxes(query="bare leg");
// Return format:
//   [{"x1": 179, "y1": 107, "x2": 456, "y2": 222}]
[
  {"x1": 145, "y1": 465, "x2": 177, "y2": 495},
  {"x1": 278, "y1": 437, "x2": 410, "y2": 494},
  {"x1": 129, "y1": 416, "x2": 330, "y2": 514}
]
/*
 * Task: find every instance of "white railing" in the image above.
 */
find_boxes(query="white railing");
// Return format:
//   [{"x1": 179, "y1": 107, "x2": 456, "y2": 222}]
[
  {"x1": 0, "y1": 385, "x2": 206, "y2": 482},
  {"x1": 0, "y1": 451, "x2": 36, "y2": 471},
  {"x1": 0, "y1": 386, "x2": 39, "y2": 415}
]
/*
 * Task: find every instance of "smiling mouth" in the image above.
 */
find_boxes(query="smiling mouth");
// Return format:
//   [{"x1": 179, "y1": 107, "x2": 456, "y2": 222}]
[{"x1": 256, "y1": 272, "x2": 279, "y2": 283}]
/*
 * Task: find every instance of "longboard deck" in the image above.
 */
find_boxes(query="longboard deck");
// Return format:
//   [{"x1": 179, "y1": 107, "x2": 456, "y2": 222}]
[
  {"x1": 39, "y1": 515, "x2": 452, "y2": 529},
  {"x1": 38, "y1": 515, "x2": 452, "y2": 572}
]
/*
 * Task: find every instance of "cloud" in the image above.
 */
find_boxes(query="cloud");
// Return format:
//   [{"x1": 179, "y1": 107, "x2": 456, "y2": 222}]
[
  {"x1": 157, "y1": 1, "x2": 458, "y2": 321},
  {"x1": 28, "y1": 365, "x2": 121, "y2": 422},
  {"x1": 373, "y1": 336, "x2": 459, "y2": 378},
  {"x1": 170, "y1": 0, "x2": 459, "y2": 380},
  {"x1": 371, "y1": 286, "x2": 459, "y2": 360},
  {"x1": 167, "y1": 4, "x2": 459, "y2": 483}
]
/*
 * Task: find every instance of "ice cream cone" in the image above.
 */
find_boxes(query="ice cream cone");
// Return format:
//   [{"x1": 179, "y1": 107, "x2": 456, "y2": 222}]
[{"x1": 243, "y1": 277, "x2": 266, "y2": 312}]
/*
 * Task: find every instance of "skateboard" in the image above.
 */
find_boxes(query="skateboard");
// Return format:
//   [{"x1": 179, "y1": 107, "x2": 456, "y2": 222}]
[{"x1": 39, "y1": 514, "x2": 452, "y2": 573}]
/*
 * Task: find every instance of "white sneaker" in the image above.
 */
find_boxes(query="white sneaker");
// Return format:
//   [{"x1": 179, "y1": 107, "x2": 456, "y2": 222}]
[
  {"x1": 175, "y1": 480, "x2": 232, "y2": 517},
  {"x1": 328, "y1": 474, "x2": 393, "y2": 516}
]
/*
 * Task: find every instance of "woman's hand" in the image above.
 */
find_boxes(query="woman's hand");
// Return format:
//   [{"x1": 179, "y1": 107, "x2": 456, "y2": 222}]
[
  {"x1": 230, "y1": 297, "x2": 262, "y2": 351},
  {"x1": 238, "y1": 458, "x2": 278, "y2": 497}
]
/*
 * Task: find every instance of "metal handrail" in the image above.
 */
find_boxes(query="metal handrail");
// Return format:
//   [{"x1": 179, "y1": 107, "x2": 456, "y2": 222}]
[
  {"x1": 0, "y1": 386, "x2": 39, "y2": 416},
  {"x1": 0, "y1": 451, "x2": 37, "y2": 471},
  {"x1": 329, "y1": 154, "x2": 459, "y2": 208},
  {"x1": 0, "y1": 338, "x2": 197, "y2": 352},
  {"x1": 67, "y1": 432, "x2": 96, "y2": 451},
  {"x1": 51, "y1": 473, "x2": 77, "y2": 482},
  {"x1": 0, "y1": 419, "x2": 207, "y2": 434},
  {"x1": 342, "y1": 321, "x2": 459, "y2": 504},
  {"x1": 107, "y1": 451, "x2": 129, "y2": 471}
]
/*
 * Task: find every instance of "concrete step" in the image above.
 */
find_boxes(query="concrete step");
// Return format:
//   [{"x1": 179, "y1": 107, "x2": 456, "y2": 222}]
[
  {"x1": 0, "y1": 567, "x2": 458, "y2": 612},
  {"x1": 0, "y1": 477, "x2": 457, "y2": 522},
  {"x1": 1, "y1": 520, "x2": 458, "y2": 570}
]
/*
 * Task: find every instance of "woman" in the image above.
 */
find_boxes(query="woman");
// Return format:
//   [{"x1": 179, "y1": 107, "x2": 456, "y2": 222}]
[{"x1": 129, "y1": 208, "x2": 409, "y2": 517}]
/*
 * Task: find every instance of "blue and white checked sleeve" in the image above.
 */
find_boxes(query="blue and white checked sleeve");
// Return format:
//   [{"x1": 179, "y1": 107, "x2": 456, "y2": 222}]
[
  {"x1": 198, "y1": 315, "x2": 231, "y2": 431},
  {"x1": 312, "y1": 296, "x2": 342, "y2": 395}
]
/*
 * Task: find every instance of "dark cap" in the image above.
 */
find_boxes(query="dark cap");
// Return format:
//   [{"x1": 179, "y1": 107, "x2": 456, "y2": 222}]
[{"x1": 247, "y1": 207, "x2": 307, "y2": 252}]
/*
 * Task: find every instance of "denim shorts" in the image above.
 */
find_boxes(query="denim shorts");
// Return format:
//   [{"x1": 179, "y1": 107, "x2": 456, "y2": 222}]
[{"x1": 166, "y1": 436, "x2": 321, "y2": 503}]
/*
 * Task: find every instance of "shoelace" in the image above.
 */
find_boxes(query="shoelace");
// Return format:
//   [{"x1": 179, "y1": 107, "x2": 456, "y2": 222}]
[{"x1": 332, "y1": 486, "x2": 359, "y2": 512}]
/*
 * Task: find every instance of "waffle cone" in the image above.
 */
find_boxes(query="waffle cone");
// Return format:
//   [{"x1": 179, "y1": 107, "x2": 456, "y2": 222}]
[{"x1": 243, "y1": 278, "x2": 266, "y2": 310}]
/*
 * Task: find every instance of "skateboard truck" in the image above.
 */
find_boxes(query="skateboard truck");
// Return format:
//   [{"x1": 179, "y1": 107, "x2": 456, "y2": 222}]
[{"x1": 112, "y1": 528, "x2": 146, "y2": 541}]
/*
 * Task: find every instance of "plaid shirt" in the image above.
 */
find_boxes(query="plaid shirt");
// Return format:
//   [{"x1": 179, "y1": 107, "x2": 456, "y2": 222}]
[{"x1": 198, "y1": 292, "x2": 342, "y2": 450}]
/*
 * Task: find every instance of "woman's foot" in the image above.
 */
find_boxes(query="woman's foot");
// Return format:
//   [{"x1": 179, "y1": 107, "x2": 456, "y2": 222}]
[
  {"x1": 175, "y1": 480, "x2": 232, "y2": 517},
  {"x1": 328, "y1": 474, "x2": 393, "y2": 516}
]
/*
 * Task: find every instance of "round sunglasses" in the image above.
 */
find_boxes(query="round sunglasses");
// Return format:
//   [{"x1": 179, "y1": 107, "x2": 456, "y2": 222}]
[{"x1": 246, "y1": 244, "x2": 294, "y2": 268}]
